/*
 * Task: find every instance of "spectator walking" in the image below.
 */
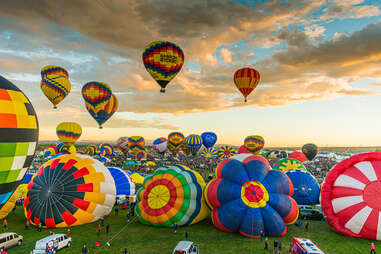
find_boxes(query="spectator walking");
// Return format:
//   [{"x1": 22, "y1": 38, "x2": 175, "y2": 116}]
[
  {"x1": 25, "y1": 220, "x2": 29, "y2": 230},
  {"x1": 106, "y1": 224, "x2": 110, "y2": 235},
  {"x1": 371, "y1": 242, "x2": 376, "y2": 254},
  {"x1": 185, "y1": 231, "x2": 189, "y2": 240},
  {"x1": 273, "y1": 240, "x2": 278, "y2": 254},
  {"x1": 264, "y1": 237, "x2": 268, "y2": 250},
  {"x1": 173, "y1": 223, "x2": 178, "y2": 234},
  {"x1": 100, "y1": 217, "x2": 104, "y2": 227},
  {"x1": 82, "y1": 244, "x2": 88, "y2": 254},
  {"x1": 278, "y1": 240, "x2": 282, "y2": 253},
  {"x1": 115, "y1": 206, "x2": 119, "y2": 216},
  {"x1": 305, "y1": 221, "x2": 309, "y2": 231},
  {"x1": 123, "y1": 248, "x2": 129, "y2": 254},
  {"x1": 38, "y1": 222, "x2": 42, "y2": 232},
  {"x1": 66, "y1": 228, "x2": 70, "y2": 237},
  {"x1": 3, "y1": 219, "x2": 7, "y2": 231},
  {"x1": 97, "y1": 223, "x2": 101, "y2": 236},
  {"x1": 260, "y1": 230, "x2": 264, "y2": 241}
]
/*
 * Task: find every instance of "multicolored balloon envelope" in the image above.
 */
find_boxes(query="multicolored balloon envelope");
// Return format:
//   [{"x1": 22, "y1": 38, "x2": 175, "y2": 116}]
[
  {"x1": 56, "y1": 122, "x2": 82, "y2": 147},
  {"x1": 43, "y1": 146, "x2": 58, "y2": 157},
  {"x1": 136, "y1": 165, "x2": 208, "y2": 227},
  {"x1": 266, "y1": 150, "x2": 288, "y2": 159},
  {"x1": 218, "y1": 146, "x2": 237, "y2": 158},
  {"x1": 0, "y1": 75, "x2": 39, "y2": 207},
  {"x1": 84, "y1": 145, "x2": 99, "y2": 156},
  {"x1": 108, "y1": 167, "x2": 135, "y2": 197},
  {"x1": 321, "y1": 152, "x2": 381, "y2": 240},
  {"x1": 167, "y1": 132, "x2": 184, "y2": 154},
  {"x1": 200, "y1": 147, "x2": 218, "y2": 158},
  {"x1": 142, "y1": 41, "x2": 184, "y2": 93},
  {"x1": 24, "y1": 154, "x2": 116, "y2": 228},
  {"x1": 185, "y1": 134, "x2": 203, "y2": 155},
  {"x1": 153, "y1": 137, "x2": 167, "y2": 155},
  {"x1": 201, "y1": 132, "x2": 217, "y2": 148},
  {"x1": 58, "y1": 144, "x2": 76, "y2": 154},
  {"x1": 273, "y1": 158, "x2": 306, "y2": 172},
  {"x1": 238, "y1": 145, "x2": 249, "y2": 154},
  {"x1": 285, "y1": 169, "x2": 320, "y2": 205},
  {"x1": 135, "y1": 150, "x2": 147, "y2": 160},
  {"x1": 127, "y1": 170, "x2": 145, "y2": 184},
  {"x1": 40, "y1": 65, "x2": 71, "y2": 109},
  {"x1": 128, "y1": 136, "x2": 145, "y2": 154},
  {"x1": 0, "y1": 192, "x2": 17, "y2": 219},
  {"x1": 234, "y1": 67, "x2": 260, "y2": 102},
  {"x1": 289, "y1": 151, "x2": 307, "y2": 163},
  {"x1": 205, "y1": 154, "x2": 299, "y2": 238},
  {"x1": 117, "y1": 137, "x2": 129, "y2": 153},
  {"x1": 244, "y1": 135, "x2": 264, "y2": 155},
  {"x1": 98, "y1": 143, "x2": 114, "y2": 156}
]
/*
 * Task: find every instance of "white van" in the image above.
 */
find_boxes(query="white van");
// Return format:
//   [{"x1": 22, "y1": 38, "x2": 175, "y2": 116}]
[
  {"x1": 32, "y1": 234, "x2": 71, "y2": 254},
  {"x1": 0, "y1": 232, "x2": 23, "y2": 251},
  {"x1": 173, "y1": 241, "x2": 199, "y2": 254}
]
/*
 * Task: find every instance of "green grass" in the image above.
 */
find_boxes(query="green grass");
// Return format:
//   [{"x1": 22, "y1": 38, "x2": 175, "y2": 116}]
[{"x1": 3, "y1": 206, "x2": 379, "y2": 254}]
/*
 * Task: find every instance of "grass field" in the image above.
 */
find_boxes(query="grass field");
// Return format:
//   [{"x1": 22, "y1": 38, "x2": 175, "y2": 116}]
[{"x1": 2, "y1": 206, "x2": 379, "y2": 254}]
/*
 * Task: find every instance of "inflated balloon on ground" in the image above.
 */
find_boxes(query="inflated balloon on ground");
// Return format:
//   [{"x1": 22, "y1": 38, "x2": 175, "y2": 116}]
[
  {"x1": 286, "y1": 169, "x2": 320, "y2": 205},
  {"x1": 205, "y1": 154, "x2": 299, "y2": 238},
  {"x1": 273, "y1": 158, "x2": 306, "y2": 172},
  {"x1": 0, "y1": 75, "x2": 39, "y2": 207},
  {"x1": 136, "y1": 165, "x2": 208, "y2": 227},
  {"x1": 56, "y1": 122, "x2": 82, "y2": 147},
  {"x1": 185, "y1": 134, "x2": 203, "y2": 155},
  {"x1": 218, "y1": 146, "x2": 237, "y2": 158},
  {"x1": 244, "y1": 135, "x2": 264, "y2": 154},
  {"x1": 302, "y1": 143, "x2": 318, "y2": 161},
  {"x1": 201, "y1": 132, "x2": 217, "y2": 148},
  {"x1": 200, "y1": 147, "x2": 218, "y2": 158},
  {"x1": 108, "y1": 167, "x2": 135, "y2": 197},
  {"x1": 24, "y1": 154, "x2": 116, "y2": 228}
]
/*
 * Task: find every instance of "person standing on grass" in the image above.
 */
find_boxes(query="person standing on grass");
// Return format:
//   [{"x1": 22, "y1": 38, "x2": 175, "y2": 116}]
[
  {"x1": 97, "y1": 223, "x2": 101, "y2": 236},
  {"x1": 173, "y1": 223, "x2": 178, "y2": 234},
  {"x1": 278, "y1": 240, "x2": 282, "y2": 253},
  {"x1": 123, "y1": 248, "x2": 129, "y2": 254},
  {"x1": 305, "y1": 221, "x2": 309, "y2": 231},
  {"x1": 273, "y1": 240, "x2": 278, "y2": 254},
  {"x1": 82, "y1": 244, "x2": 88, "y2": 254},
  {"x1": 3, "y1": 219, "x2": 7, "y2": 231},
  {"x1": 260, "y1": 230, "x2": 264, "y2": 241},
  {"x1": 25, "y1": 220, "x2": 29, "y2": 230},
  {"x1": 66, "y1": 228, "x2": 70, "y2": 237},
  {"x1": 126, "y1": 209, "x2": 131, "y2": 223},
  {"x1": 115, "y1": 206, "x2": 119, "y2": 216},
  {"x1": 106, "y1": 224, "x2": 110, "y2": 235},
  {"x1": 371, "y1": 242, "x2": 376, "y2": 254},
  {"x1": 264, "y1": 237, "x2": 268, "y2": 250}
]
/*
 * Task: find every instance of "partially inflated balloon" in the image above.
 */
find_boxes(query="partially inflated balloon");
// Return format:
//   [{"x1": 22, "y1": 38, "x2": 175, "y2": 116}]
[
  {"x1": 153, "y1": 137, "x2": 167, "y2": 155},
  {"x1": 136, "y1": 150, "x2": 147, "y2": 160},
  {"x1": 43, "y1": 146, "x2": 58, "y2": 157},
  {"x1": 218, "y1": 146, "x2": 237, "y2": 158},
  {"x1": 24, "y1": 154, "x2": 116, "y2": 228},
  {"x1": 200, "y1": 147, "x2": 218, "y2": 158},
  {"x1": 289, "y1": 151, "x2": 307, "y2": 163},
  {"x1": 181, "y1": 143, "x2": 191, "y2": 156},
  {"x1": 167, "y1": 132, "x2": 184, "y2": 154},
  {"x1": 117, "y1": 137, "x2": 129, "y2": 153},
  {"x1": 108, "y1": 167, "x2": 135, "y2": 197},
  {"x1": 238, "y1": 145, "x2": 249, "y2": 154},
  {"x1": 84, "y1": 145, "x2": 98, "y2": 156},
  {"x1": 302, "y1": 143, "x2": 318, "y2": 161},
  {"x1": 201, "y1": 132, "x2": 217, "y2": 148},
  {"x1": 142, "y1": 41, "x2": 184, "y2": 93},
  {"x1": 0, "y1": 75, "x2": 39, "y2": 207},
  {"x1": 56, "y1": 122, "x2": 82, "y2": 147},
  {"x1": 40, "y1": 65, "x2": 71, "y2": 109},
  {"x1": 234, "y1": 67, "x2": 260, "y2": 102},
  {"x1": 185, "y1": 134, "x2": 203, "y2": 155},
  {"x1": 98, "y1": 143, "x2": 114, "y2": 156},
  {"x1": 58, "y1": 144, "x2": 77, "y2": 154},
  {"x1": 244, "y1": 135, "x2": 264, "y2": 155}
]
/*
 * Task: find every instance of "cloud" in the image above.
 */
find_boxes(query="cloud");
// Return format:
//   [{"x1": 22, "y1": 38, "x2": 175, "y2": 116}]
[
  {"x1": 321, "y1": 0, "x2": 381, "y2": 20},
  {"x1": 220, "y1": 48, "x2": 232, "y2": 64}
]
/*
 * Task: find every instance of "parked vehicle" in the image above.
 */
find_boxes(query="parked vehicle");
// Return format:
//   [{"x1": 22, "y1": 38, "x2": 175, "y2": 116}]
[
  {"x1": 291, "y1": 237, "x2": 324, "y2": 254},
  {"x1": 173, "y1": 241, "x2": 199, "y2": 254},
  {"x1": 299, "y1": 205, "x2": 325, "y2": 221},
  {"x1": 0, "y1": 232, "x2": 23, "y2": 251},
  {"x1": 32, "y1": 234, "x2": 71, "y2": 254}
]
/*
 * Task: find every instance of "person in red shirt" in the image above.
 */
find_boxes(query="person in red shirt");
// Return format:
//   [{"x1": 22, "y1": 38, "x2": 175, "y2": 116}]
[
  {"x1": 66, "y1": 228, "x2": 70, "y2": 237},
  {"x1": 97, "y1": 223, "x2": 101, "y2": 236},
  {"x1": 371, "y1": 242, "x2": 376, "y2": 254},
  {"x1": 3, "y1": 219, "x2": 7, "y2": 232}
]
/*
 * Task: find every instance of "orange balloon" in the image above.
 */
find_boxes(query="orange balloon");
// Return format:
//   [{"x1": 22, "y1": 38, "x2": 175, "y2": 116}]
[{"x1": 233, "y1": 67, "x2": 260, "y2": 102}]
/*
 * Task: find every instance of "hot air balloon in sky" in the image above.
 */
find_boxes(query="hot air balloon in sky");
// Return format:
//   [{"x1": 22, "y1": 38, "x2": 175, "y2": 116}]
[
  {"x1": 185, "y1": 134, "x2": 203, "y2": 155},
  {"x1": 234, "y1": 67, "x2": 260, "y2": 102},
  {"x1": 167, "y1": 132, "x2": 184, "y2": 154},
  {"x1": 24, "y1": 154, "x2": 116, "y2": 228},
  {"x1": 201, "y1": 132, "x2": 217, "y2": 148},
  {"x1": 136, "y1": 164, "x2": 208, "y2": 227},
  {"x1": 40, "y1": 65, "x2": 71, "y2": 109},
  {"x1": 82, "y1": 81, "x2": 115, "y2": 129},
  {"x1": 0, "y1": 75, "x2": 38, "y2": 207},
  {"x1": 142, "y1": 41, "x2": 184, "y2": 93},
  {"x1": 56, "y1": 122, "x2": 82, "y2": 147},
  {"x1": 302, "y1": 143, "x2": 318, "y2": 161},
  {"x1": 205, "y1": 154, "x2": 299, "y2": 238},
  {"x1": 244, "y1": 135, "x2": 264, "y2": 155}
]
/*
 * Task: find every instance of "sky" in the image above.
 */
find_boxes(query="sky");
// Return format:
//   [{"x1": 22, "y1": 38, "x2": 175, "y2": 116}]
[{"x1": 1, "y1": 0, "x2": 381, "y2": 147}]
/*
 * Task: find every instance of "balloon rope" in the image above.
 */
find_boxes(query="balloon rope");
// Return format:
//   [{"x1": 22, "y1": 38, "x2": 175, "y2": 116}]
[{"x1": 94, "y1": 215, "x2": 138, "y2": 253}]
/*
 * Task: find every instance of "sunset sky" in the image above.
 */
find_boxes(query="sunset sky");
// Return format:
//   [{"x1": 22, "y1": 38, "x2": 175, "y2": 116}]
[{"x1": 1, "y1": 0, "x2": 381, "y2": 147}]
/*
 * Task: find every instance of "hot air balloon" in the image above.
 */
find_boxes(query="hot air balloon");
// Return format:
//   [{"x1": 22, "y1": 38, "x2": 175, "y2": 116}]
[
  {"x1": 201, "y1": 132, "x2": 217, "y2": 148},
  {"x1": 24, "y1": 154, "x2": 116, "y2": 228},
  {"x1": 136, "y1": 165, "x2": 208, "y2": 227},
  {"x1": 43, "y1": 146, "x2": 58, "y2": 157},
  {"x1": 167, "y1": 132, "x2": 184, "y2": 155},
  {"x1": 302, "y1": 143, "x2": 318, "y2": 161},
  {"x1": 200, "y1": 147, "x2": 218, "y2": 158},
  {"x1": 126, "y1": 170, "x2": 145, "y2": 184},
  {"x1": 98, "y1": 143, "x2": 114, "y2": 156},
  {"x1": 142, "y1": 41, "x2": 184, "y2": 93},
  {"x1": 238, "y1": 145, "x2": 249, "y2": 154},
  {"x1": 218, "y1": 146, "x2": 237, "y2": 158},
  {"x1": 0, "y1": 192, "x2": 17, "y2": 219},
  {"x1": 286, "y1": 169, "x2": 320, "y2": 205},
  {"x1": 185, "y1": 134, "x2": 203, "y2": 155},
  {"x1": 233, "y1": 67, "x2": 260, "y2": 102},
  {"x1": 82, "y1": 81, "x2": 114, "y2": 129},
  {"x1": 244, "y1": 135, "x2": 264, "y2": 155},
  {"x1": 266, "y1": 150, "x2": 288, "y2": 159},
  {"x1": 153, "y1": 137, "x2": 167, "y2": 155},
  {"x1": 135, "y1": 150, "x2": 147, "y2": 160},
  {"x1": 40, "y1": 65, "x2": 71, "y2": 109},
  {"x1": 108, "y1": 167, "x2": 135, "y2": 197},
  {"x1": 289, "y1": 151, "x2": 307, "y2": 163},
  {"x1": 321, "y1": 152, "x2": 381, "y2": 240},
  {"x1": 272, "y1": 158, "x2": 306, "y2": 172},
  {"x1": 58, "y1": 144, "x2": 77, "y2": 154},
  {"x1": 84, "y1": 145, "x2": 99, "y2": 156},
  {"x1": 205, "y1": 154, "x2": 299, "y2": 238},
  {"x1": 0, "y1": 75, "x2": 38, "y2": 207},
  {"x1": 117, "y1": 137, "x2": 129, "y2": 154},
  {"x1": 128, "y1": 136, "x2": 145, "y2": 154},
  {"x1": 181, "y1": 143, "x2": 191, "y2": 156},
  {"x1": 56, "y1": 122, "x2": 82, "y2": 147}
]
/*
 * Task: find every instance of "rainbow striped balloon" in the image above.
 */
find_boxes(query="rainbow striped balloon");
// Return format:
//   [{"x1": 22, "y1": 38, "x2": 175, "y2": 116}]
[
  {"x1": 56, "y1": 122, "x2": 82, "y2": 147},
  {"x1": 244, "y1": 135, "x2": 264, "y2": 155},
  {"x1": 200, "y1": 147, "x2": 218, "y2": 158}
]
